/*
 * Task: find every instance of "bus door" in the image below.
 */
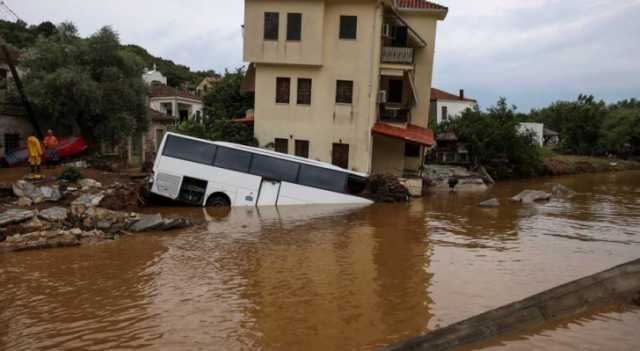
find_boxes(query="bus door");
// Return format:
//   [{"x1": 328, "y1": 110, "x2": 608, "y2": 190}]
[{"x1": 257, "y1": 178, "x2": 281, "y2": 206}]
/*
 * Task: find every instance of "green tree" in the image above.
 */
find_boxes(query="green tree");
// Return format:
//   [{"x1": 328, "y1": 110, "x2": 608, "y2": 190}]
[
  {"x1": 22, "y1": 23, "x2": 148, "y2": 146},
  {"x1": 440, "y1": 98, "x2": 544, "y2": 179},
  {"x1": 177, "y1": 119, "x2": 257, "y2": 146},
  {"x1": 530, "y1": 95, "x2": 606, "y2": 155},
  {"x1": 600, "y1": 104, "x2": 640, "y2": 158},
  {"x1": 202, "y1": 68, "x2": 254, "y2": 119}
]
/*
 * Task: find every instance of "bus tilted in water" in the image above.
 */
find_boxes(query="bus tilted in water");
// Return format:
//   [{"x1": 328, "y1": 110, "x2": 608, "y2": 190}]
[{"x1": 150, "y1": 133, "x2": 372, "y2": 207}]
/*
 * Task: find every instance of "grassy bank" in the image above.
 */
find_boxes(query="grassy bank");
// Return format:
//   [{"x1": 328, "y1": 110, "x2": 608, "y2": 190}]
[{"x1": 543, "y1": 155, "x2": 640, "y2": 176}]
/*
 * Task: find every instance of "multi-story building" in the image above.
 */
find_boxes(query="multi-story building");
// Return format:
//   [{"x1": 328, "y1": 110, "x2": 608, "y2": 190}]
[{"x1": 243, "y1": 0, "x2": 447, "y2": 175}]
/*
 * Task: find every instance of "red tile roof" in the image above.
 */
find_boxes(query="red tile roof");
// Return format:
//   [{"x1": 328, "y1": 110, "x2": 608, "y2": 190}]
[
  {"x1": 372, "y1": 123, "x2": 435, "y2": 146},
  {"x1": 231, "y1": 115, "x2": 255, "y2": 125},
  {"x1": 149, "y1": 84, "x2": 202, "y2": 101},
  {"x1": 431, "y1": 88, "x2": 477, "y2": 102},
  {"x1": 395, "y1": 0, "x2": 448, "y2": 11}
]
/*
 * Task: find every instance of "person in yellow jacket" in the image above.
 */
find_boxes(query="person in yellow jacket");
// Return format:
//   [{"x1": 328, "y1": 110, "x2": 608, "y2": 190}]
[{"x1": 27, "y1": 134, "x2": 44, "y2": 174}]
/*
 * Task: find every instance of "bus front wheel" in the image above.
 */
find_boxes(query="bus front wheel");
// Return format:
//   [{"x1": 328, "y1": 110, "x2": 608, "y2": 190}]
[{"x1": 206, "y1": 193, "x2": 231, "y2": 208}]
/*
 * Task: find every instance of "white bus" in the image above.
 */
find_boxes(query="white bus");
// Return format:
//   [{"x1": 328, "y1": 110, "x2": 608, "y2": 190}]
[{"x1": 150, "y1": 132, "x2": 373, "y2": 207}]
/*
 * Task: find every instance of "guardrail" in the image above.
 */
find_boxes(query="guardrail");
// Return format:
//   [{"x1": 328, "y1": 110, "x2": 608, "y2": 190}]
[{"x1": 381, "y1": 47, "x2": 414, "y2": 64}]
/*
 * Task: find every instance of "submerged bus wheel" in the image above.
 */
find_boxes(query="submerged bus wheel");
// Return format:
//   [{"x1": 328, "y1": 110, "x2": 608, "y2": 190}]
[{"x1": 206, "y1": 193, "x2": 231, "y2": 207}]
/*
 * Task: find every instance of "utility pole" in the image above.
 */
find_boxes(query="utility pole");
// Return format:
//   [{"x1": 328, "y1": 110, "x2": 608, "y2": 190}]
[
  {"x1": 0, "y1": 1, "x2": 21, "y2": 22},
  {"x1": 0, "y1": 37, "x2": 43, "y2": 139}
]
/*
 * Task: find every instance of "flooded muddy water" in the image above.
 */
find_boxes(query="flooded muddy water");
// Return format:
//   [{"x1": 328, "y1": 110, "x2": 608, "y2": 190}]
[{"x1": 2, "y1": 171, "x2": 640, "y2": 350}]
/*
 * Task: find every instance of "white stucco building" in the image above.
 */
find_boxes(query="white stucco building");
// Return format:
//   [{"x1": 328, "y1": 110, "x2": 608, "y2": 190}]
[
  {"x1": 142, "y1": 65, "x2": 168, "y2": 86},
  {"x1": 149, "y1": 84, "x2": 204, "y2": 123},
  {"x1": 430, "y1": 88, "x2": 477, "y2": 125}
]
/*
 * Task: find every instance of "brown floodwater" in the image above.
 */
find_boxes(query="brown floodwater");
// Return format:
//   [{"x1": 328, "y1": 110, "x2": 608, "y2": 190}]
[{"x1": 1, "y1": 171, "x2": 640, "y2": 351}]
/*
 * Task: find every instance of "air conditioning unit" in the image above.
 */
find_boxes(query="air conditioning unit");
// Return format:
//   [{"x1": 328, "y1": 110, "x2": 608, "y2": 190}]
[
  {"x1": 378, "y1": 90, "x2": 387, "y2": 103},
  {"x1": 383, "y1": 24, "x2": 393, "y2": 38}
]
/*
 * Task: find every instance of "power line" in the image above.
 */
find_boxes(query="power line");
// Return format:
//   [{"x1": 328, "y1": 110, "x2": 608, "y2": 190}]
[{"x1": 0, "y1": 1, "x2": 21, "y2": 22}]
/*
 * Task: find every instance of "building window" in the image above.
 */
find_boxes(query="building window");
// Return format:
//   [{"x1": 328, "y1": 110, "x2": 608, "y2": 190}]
[
  {"x1": 297, "y1": 78, "x2": 312, "y2": 105},
  {"x1": 339, "y1": 16, "x2": 358, "y2": 40},
  {"x1": 405, "y1": 143, "x2": 420, "y2": 158},
  {"x1": 336, "y1": 80, "x2": 354, "y2": 104},
  {"x1": 295, "y1": 140, "x2": 310, "y2": 158},
  {"x1": 287, "y1": 13, "x2": 302, "y2": 41},
  {"x1": 442, "y1": 106, "x2": 448, "y2": 121},
  {"x1": 264, "y1": 12, "x2": 279, "y2": 41},
  {"x1": 276, "y1": 77, "x2": 290, "y2": 104},
  {"x1": 275, "y1": 138, "x2": 289, "y2": 154},
  {"x1": 4, "y1": 133, "x2": 20, "y2": 152},
  {"x1": 332, "y1": 143, "x2": 349, "y2": 169}
]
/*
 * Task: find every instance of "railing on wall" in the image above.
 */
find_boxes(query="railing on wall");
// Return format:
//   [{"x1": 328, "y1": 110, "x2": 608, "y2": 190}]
[{"x1": 381, "y1": 47, "x2": 414, "y2": 65}]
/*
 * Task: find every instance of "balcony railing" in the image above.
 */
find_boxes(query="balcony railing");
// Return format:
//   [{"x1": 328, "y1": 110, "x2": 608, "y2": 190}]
[
  {"x1": 381, "y1": 47, "x2": 414, "y2": 65},
  {"x1": 379, "y1": 105, "x2": 410, "y2": 124}
]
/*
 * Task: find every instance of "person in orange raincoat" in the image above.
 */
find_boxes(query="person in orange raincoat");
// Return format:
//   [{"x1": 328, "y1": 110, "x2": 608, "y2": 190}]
[
  {"x1": 43, "y1": 129, "x2": 60, "y2": 167},
  {"x1": 27, "y1": 134, "x2": 43, "y2": 174}
]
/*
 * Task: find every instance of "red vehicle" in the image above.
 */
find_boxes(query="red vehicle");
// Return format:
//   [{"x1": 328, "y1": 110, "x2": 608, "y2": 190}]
[{"x1": 2, "y1": 136, "x2": 88, "y2": 167}]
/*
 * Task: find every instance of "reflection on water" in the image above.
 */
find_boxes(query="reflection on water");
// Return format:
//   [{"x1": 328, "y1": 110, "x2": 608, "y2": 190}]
[{"x1": 1, "y1": 171, "x2": 640, "y2": 350}]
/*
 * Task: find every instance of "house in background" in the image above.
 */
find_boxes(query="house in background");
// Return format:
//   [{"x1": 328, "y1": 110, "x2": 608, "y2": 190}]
[
  {"x1": 149, "y1": 84, "x2": 204, "y2": 123},
  {"x1": 142, "y1": 64, "x2": 168, "y2": 86},
  {"x1": 0, "y1": 47, "x2": 34, "y2": 158},
  {"x1": 430, "y1": 87, "x2": 477, "y2": 125},
  {"x1": 242, "y1": 0, "x2": 447, "y2": 176},
  {"x1": 196, "y1": 75, "x2": 221, "y2": 97}
]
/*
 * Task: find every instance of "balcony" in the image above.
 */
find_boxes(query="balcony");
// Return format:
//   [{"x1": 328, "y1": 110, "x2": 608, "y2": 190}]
[
  {"x1": 381, "y1": 47, "x2": 414, "y2": 65},
  {"x1": 379, "y1": 104, "x2": 410, "y2": 124}
]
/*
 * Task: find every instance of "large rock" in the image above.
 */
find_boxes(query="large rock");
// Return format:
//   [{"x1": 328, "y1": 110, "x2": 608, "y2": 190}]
[
  {"x1": 17, "y1": 197, "x2": 33, "y2": 208},
  {"x1": 552, "y1": 184, "x2": 577, "y2": 198},
  {"x1": 479, "y1": 198, "x2": 500, "y2": 208},
  {"x1": 71, "y1": 193, "x2": 105, "y2": 217},
  {"x1": 0, "y1": 209, "x2": 36, "y2": 226},
  {"x1": 12, "y1": 181, "x2": 62, "y2": 204},
  {"x1": 511, "y1": 190, "x2": 552, "y2": 204},
  {"x1": 129, "y1": 214, "x2": 165, "y2": 232},
  {"x1": 38, "y1": 207, "x2": 69, "y2": 222}
]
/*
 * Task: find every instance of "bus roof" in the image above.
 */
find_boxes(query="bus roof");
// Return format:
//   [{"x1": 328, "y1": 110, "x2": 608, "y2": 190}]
[{"x1": 165, "y1": 132, "x2": 369, "y2": 178}]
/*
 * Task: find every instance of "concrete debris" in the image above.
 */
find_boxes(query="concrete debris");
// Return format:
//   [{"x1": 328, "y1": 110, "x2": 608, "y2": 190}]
[
  {"x1": 71, "y1": 193, "x2": 105, "y2": 217},
  {"x1": 366, "y1": 174, "x2": 411, "y2": 203},
  {"x1": 479, "y1": 198, "x2": 500, "y2": 208},
  {"x1": 552, "y1": 184, "x2": 577, "y2": 198},
  {"x1": 38, "y1": 207, "x2": 69, "y2": 222},
  {"x1": 0, "y1": 209, "x2": 36, "y2": 226},
  {"x1": 17, "y1": 197, "x2": 33, "y2": 208},
  {"x1": 64, "y1": 160, "x2": 88, "y2": 169},
  {"x1": 12, "y1": 181, "x2": 62, "y2": 204},
  {"x1": 23, "y1": 216, "x2": 48, "y2": 231},
  {"x1": 424, "y1": 165, "x2": 490, "y2": 191},
  {"x1": 511, "y1": 190, "x2": 552, "y2": 204},
  {"x1": 129, "y1": 214, "x2": 165, "y2": 232},
  {"x1": 78, "y1": 178, "x2": 102, "y2": 190},
  {"x1": 399, "y1": 178, "x2": 424, "y2": 197},
  {"x1": 0, "y1": 228, "x2": 106, "y2": 253}
]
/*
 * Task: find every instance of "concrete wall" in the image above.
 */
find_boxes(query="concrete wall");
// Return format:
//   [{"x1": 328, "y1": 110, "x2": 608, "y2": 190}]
[
  {"x1": 432, "y1": 100, "x2": 477, "y2": 125},
  {"x1": 244, "y1": 0, "x2": 326, "y2": 66},
  {"x1": 371, "y1": 134, "x2": 404, "y2": 175}
]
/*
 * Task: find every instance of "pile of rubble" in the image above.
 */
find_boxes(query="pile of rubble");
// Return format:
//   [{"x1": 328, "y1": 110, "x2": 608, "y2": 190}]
[
  {"x1": 365, "y1": 174, "x2": 411, "y2": 203},
  {"x1": 0, "y1": 177, "x2": 198, "y2": 253},
  {"x1": 423, "y1": 165, "x2": 493, "y2": 192}
]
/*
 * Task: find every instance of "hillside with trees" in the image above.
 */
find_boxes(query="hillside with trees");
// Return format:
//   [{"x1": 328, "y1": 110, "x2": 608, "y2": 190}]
[{"x1": 0, "y1": 19, "x2": 213, "y2": 88}]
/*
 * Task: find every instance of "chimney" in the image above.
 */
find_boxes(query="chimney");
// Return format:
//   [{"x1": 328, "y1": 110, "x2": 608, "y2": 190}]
[{"x1": 459, "y1": 89, "x2": 465, "y2": 99}]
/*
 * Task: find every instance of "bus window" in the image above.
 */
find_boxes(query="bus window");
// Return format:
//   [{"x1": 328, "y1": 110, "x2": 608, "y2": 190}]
[
  {"x1": 346, "y1": 175, "x2": 368, "y2": 195},
  {"x1": 214, "y1": 147, "x2": 252, "y2": 172},
  {"x1": 163, "y1": 135, "x2": 216, "y2": 165},
  {"x1": 299, "y1": 165, "x2": 347, "y2": 193},
  {"x1": 250, "y1": 154, "x2": 300, "y2": 183}
]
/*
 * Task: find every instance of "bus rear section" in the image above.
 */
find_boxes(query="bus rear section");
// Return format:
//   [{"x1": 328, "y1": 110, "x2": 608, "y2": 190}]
[{"x1": 151, "y1": 133, "x2": 373, "y2": 208}]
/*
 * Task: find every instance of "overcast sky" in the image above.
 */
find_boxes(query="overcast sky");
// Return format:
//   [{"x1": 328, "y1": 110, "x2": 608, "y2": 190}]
[{"x1": 9, "y1": 0, "x2": 640, "y2": 111}]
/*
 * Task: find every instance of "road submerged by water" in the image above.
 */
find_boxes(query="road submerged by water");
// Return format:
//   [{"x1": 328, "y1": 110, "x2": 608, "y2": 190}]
[{"x1": 1, "y1": 171, "x2": 639, "y2": 350}]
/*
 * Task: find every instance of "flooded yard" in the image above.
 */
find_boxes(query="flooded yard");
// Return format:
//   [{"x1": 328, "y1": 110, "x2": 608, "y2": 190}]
[{"x1": 1, "y1": 171, "x2": 639, "y2": 350}]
